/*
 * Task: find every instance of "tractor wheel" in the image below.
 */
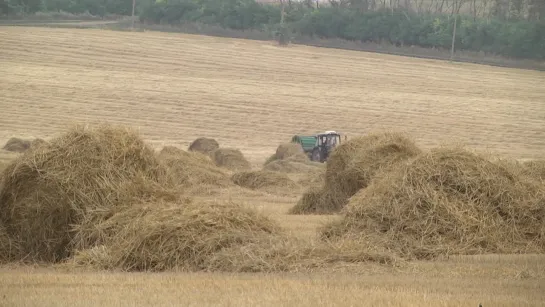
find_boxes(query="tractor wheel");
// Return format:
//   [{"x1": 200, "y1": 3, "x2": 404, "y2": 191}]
[{"x1": 312, "y1": 148, "x2": 321, "y2": 162}]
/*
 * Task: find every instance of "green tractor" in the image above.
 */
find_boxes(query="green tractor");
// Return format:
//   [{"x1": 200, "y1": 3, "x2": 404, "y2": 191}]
[{"x1": 291, "y1": 131, "x2": 342, "y2": 163}]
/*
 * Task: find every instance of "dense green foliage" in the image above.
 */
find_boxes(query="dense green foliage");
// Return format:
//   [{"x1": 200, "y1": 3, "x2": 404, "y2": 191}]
[
  {"x1": 138, "y1": 0, "x2": 544, "y2": 60},
  {"x1": 1, "y1": 0, "x2": 134, "y2": 15},
  {"x1": 1, "y1": 0, "x2": 543, "y2": 60},
  {"x1": 292, "y1": 7, "x2": 545, "y2": 60}
]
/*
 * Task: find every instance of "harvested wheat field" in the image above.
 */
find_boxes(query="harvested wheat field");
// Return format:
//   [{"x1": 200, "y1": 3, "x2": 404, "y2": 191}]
[
  {"x1": 1, "y1": 26, "x2": 545, "y2": 164},
  {"x1": 1, "y1": 25, "x2": 545, "y2": 306}
]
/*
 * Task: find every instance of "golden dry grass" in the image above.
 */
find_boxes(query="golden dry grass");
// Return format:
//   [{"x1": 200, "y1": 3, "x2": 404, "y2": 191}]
[
  {"x1": 0, "y1": 26, "x2": 544, "y2": 165},
  {"x1": 1, "y1": 254, "x2": 544, "y2": 307},
  {"x1": 1, "y1": 26, "x2": 545, "y2": 306}
]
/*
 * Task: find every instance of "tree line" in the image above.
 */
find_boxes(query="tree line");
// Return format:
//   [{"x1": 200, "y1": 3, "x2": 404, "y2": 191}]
[
  {"x1": 1, "y1": 0, "x2": 544, "y2": 60},
  {"x1": 1, "y1": 0, "x2": 133, "y2": 16}
]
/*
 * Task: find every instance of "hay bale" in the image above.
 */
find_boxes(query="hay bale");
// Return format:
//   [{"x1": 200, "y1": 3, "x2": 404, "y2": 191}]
[
  {"x1": 158, "y1": 146, "x2": 231, "y2": 188},
  {"x1": 212, "y1": 148, "x2": 251, "y2": 171},
  {"x1": 232, "y1": 170, "x2": 297, "y2": 191},
  {"x1": 321, "y1": 146, "x2": 545, "y2": 260},
  {"x1": 0, "y1": 125, "x2": 178, "y2": 262},
  {"x1": 71, "y1": 200, "x2": 281, "y2": 272},
  {"x1": 293, "y1": 132, "x2": 421, "y2": 214},
  {"x1": 188, "y1": 137, "x2": 219, "y2": 155},
  {"x1": 3, "y1": 137, "x2": 31, "y2": 152}
]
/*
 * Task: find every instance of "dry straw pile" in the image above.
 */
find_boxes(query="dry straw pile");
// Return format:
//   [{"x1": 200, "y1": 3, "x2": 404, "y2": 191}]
[
  {"x1": 205, "y1": 232, "x2": 401, "y2": 272},
  {"x1": 265, "y1": 143, "x2": 322, "y2": 172},
  {"x1": 0, "y1": 125, "x2": 177, "y2": 262},
  {"x1": 31, "y1": 138, "x2": 47, "y2": 148},
  {"x1": 232, "y1": 170, "x2": 297, "y2": 191},
  {"x1": 158, "y1": 145, "x2": 231, "y2": 188},
  {"x1": 0, "y1": 161, "x2": 8, "y2": 174},
  {"x1": 295, "y1": 168, "x2": 326, "y2": 189},
  {"x1": 523, "y1": 160, "x2": 545, "y2": 181},
  {"x1": 212, "y1": 148, "x2": 251, "y2": 171},
  {"x1": 3, "y1": 137, "x2": 31, "y2": 152},
  {"x1": 291, "y1": 132, "x2": 421, "y2": 214},
  {"x1": 0, "y1": 222, "x2": 20, "y2": 263},
  {"x1": 72, "y1": 200, "x2": 282, "y2": 272},
  {"x1": 2, "y1": 137, "x2": 46, "y2": 153},
  {"x1": 266, "y1": 143, "x2": 307, "y2": 163},
  {"x1": 321, "y1": 146, "x2": 545, "y2": 259},
  {"x1": 188, "y1": 137, "x2": 219, "y2": 155},
  {"x1": 0, "y1": 124, "x2": 404, "y2": 272},
  {"x1": 263, "y1": 143, "x2": 323, "y2": 173},
  {"x1": 264, "y1": 158, "x2": 321, "y2": 173},
  {"x1": 73, "y1": 199, "x2": 400, "y2": 272}
]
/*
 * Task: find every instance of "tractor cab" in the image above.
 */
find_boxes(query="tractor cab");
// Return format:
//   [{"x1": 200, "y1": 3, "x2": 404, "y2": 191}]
[
  {"x1": 316, "y1": 132, "x2": 341, "y2": 148},
  {"x1": 291, "y1": 131, "x2": 343, "y2": 163},
  {"x1": 312, "y1": 131, "x2": 342, "y2": 162}
]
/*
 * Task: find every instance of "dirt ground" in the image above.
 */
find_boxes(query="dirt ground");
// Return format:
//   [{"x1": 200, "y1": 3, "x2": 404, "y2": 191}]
[{"x1": 0, "y1": 26, "x2": 544, "y2": 306}]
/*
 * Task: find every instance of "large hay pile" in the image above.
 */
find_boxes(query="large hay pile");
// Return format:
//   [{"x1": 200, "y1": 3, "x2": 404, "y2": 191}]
[
  {"x1": 0, "y1": 125, "x2": 177, "y2": 262},
  {"x1": 231, "y1": 170, "x2": 297, "y2": 191},
  {"x1": 72, "y1": 199, "x2": 400, "y2": 272},
  {"x1": 72, "y1": 200, "x2": 281, "y2": 272},
  {"x1": 263, "y1": 143, "x2": 318, "y2": 173},
  {"x1": 158, "y1": 146, "x2": 231, "y2": 188},
  {"x1": 212, "y1": 148, "x2": 251, "y2": 171},
  {"x1": 3, "y1": 137, "x2": 31, "y2": 152},
  {"x1": 265, "y1": 143, "x2": 307, "y2": 163},
  {"x1": 321, "y1": 146, "x2": 545, "y2": 260},
  {"x1": 188, "y1": 137, "x2": 219, "y2": 155},
  {"x1": 291, "y1": 132, "x2": 421, "y2": 214},
  {"x1": 2, "y1": 137, "x2": 45, "y2": 153}
]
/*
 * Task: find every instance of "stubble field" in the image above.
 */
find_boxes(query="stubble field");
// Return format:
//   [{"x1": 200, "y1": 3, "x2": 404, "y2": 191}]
[
  {"x1": 0, "y1": 26, "x2": 544, "y2": 306},
  {"x1": 1, "y1": 26, "x2": 544, "y2": 163}
]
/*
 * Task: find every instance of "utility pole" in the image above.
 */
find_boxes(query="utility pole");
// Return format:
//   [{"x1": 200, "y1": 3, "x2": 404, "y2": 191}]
[
  {"x1": 131, "y1": 0, "x2": 136, "y2": 30},
  {"x1": 280, "y1": 0, "x2": 285, "y2": 25},
  {"x1": 277, "y1": 0, "x2": 288, "y2": 45},
  {"x1": 450, "y1": 14, "x2": 457, "y2": 61}
]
